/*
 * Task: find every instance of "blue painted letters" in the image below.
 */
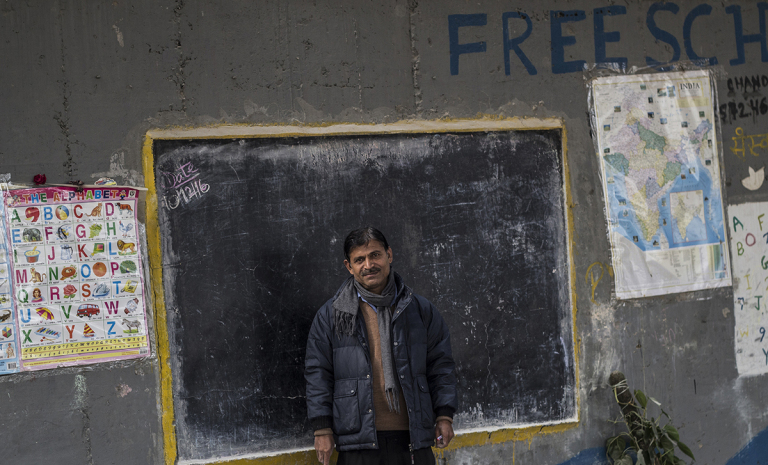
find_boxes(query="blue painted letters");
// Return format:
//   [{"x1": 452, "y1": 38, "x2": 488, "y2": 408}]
[
  {"x1": 594, "y1": 6, "x2": 627, "y2": 67},
  {"x1": 502, "y1": 12, "x2": 536, "y2": 75},
  {"x1": 550, "y1": 10, "x2": 587, "y2": 74},
  {"x1": 449, "y1": 14, "x2": 487, "y2": 75},
  {"x1": 684, "y1": 4, "x2": 718, "y2": 65},
  {"x1": 646, "y1": 2, "x2": 681, "y2": 67},
  {"x1": 726, "y1": 3, "x2": 768, "y2": 65}
]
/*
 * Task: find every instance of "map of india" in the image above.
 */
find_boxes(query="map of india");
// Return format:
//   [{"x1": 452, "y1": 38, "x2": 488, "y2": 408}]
[{"x1": 592, "y1": 70, "x2": 730, "y2": 299}]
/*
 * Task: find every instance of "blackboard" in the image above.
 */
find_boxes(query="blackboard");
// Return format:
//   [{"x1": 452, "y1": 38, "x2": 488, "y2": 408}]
[{"x1": 150, "y1": 125, "x2": 576, "y2": 461}]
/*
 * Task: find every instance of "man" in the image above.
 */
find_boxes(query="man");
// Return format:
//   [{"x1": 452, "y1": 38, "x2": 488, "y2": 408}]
[{"x1": 305, "y1": 227, "x2": 458, "y2": 465}]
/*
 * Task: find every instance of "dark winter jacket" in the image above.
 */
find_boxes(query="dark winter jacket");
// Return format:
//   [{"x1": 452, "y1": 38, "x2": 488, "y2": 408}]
[{"x1": 305, "y1": 275, "x2": 458, "y2": 451}]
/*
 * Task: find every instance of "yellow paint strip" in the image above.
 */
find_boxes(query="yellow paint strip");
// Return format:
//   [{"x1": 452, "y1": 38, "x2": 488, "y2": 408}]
[
  {"x1": 432, "y1": 421, "x2": 578, "y2": 454},
  {"x1": 145, "y1": 117, "x2": 563, "y2": 140},
  {"x1": 142, "y1": 133, "x2": 178, "y2": 465},
  {"x1": 560, "y1": 123, "x2": 582, "y2": 428},
  {"x1": 143, "y1": 117, "x2": 582, "y2": 465}
]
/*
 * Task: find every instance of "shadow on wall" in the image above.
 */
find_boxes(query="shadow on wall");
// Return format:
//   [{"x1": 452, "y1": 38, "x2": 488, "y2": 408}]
[{"x1": 557, "y1": 425, "x2": 768, "y2": 465}]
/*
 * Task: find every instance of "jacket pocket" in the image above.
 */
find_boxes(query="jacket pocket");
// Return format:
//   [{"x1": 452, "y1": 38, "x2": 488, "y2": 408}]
[
  {"x1": 333, "y1": 378, "x2": 361, "y2": 435},
  {"x1": 415, "y1": 375, "x2": 435, "y2": 428}
]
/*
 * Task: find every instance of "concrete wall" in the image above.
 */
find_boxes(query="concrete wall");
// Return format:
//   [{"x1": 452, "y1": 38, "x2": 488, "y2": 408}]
[{"x1": 1, "y1": 1, "x2": 766, "y2": 464}]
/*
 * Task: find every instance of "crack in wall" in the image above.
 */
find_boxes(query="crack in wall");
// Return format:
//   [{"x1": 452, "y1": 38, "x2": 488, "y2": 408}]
[
  {"x1": 407, "y1": 0, "x2": 422, "y2": 114},
  {"x1": 171, "y1": 0, "x2": 188, "y2": 113},
  {"x1": 72, "y1": 374, "x2": 94, "y2": 465},
  {"x1": 56, "y1": 4, "x2": 76, "y2": 178},
  {"x1": 353, "y1": 18, "x2": 363, "y2": 112}
]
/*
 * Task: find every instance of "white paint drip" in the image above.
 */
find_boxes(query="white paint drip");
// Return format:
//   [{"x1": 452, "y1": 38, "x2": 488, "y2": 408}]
[
  {"x1": 91, "y1": 152, "x2": 142, "y2": 186},
  {"x1": 585, "y1": 302, "x2": 620, "y2": 397},
  {"x1": 112, "y1": 25, "x2": 124, "y2": 47},
  {"x1": 71, "y1": 374, "x2": 88, "y2": 409}
]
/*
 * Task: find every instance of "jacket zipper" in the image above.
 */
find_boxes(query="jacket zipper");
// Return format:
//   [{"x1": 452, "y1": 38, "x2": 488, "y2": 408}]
[
  {"x1": 357, "y1": 317, "x2": 378, "y2": 449},
  {"x1": 409, "y1": 443, "x2": 415, "y2": 464}
]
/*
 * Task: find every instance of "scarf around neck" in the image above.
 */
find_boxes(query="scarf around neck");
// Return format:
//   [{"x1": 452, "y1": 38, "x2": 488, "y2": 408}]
[{"x1": 333, "y1": 268, "x2": 401, "y2": 413}]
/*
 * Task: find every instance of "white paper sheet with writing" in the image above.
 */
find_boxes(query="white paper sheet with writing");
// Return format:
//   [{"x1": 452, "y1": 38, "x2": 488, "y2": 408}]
[{"x1": 728, "y1": 202, "x2": 768, "y2": 376}]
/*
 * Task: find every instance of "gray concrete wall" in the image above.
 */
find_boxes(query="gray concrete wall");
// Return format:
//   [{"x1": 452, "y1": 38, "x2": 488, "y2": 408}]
[{"x1": 1, "y1": 1, "x2": 766, "y2": 464}]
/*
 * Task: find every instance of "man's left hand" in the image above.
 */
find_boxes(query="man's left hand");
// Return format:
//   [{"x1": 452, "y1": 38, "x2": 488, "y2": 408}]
[{"x1": 434, "y1": 420, "x2": 454, "y2": 448}]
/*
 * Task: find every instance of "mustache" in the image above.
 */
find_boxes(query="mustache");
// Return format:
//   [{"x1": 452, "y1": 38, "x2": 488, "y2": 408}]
[{"x1": 362, "y1": 267, "x2": 381, "y2": 276}]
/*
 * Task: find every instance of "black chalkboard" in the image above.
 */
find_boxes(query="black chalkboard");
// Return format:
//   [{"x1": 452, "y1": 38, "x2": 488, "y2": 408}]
[{"x1": 152, "y1": 128, "x2": 576, "y2": 461}]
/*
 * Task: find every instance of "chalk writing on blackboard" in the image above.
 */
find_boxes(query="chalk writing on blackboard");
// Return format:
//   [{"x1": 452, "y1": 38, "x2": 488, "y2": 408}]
[{"x1": 160, "y1": 162, "x2": 209, "y2": 210}]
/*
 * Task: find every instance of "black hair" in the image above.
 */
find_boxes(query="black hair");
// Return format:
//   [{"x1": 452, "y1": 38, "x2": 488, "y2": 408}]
[{"x1": 344, "y1": 227, "x2": 390, "y2": 261}]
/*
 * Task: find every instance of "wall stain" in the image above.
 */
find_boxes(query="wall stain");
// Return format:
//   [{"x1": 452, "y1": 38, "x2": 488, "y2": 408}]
[
  {"x1": 56, "y1": 4, "x2": 76, "y2": 178},
  {"x1": 171, "y1": 0, "x2": 189, "y2": 113},
  {"x1": 408, "y1": 0, "x2": 423, "y2": 114},
  {"x1": 71, "y1": 374, "x2": 94, "y2": 465}
]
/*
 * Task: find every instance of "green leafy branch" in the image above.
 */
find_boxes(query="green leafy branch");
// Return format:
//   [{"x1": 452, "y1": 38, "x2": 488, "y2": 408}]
[{"x1": 606, "y1": 372, "x2": 695, "y2": 465}]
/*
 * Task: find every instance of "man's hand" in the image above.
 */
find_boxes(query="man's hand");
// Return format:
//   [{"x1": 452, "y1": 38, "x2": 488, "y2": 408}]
[
  {"x1": 315, "y1": 434, "x2": 335, "y2": 465},
  {"x1": 434, "y1": 419, "x2": 454, "y2": 448}
]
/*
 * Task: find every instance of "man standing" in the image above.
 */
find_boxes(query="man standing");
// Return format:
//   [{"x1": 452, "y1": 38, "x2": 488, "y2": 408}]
[{"x1": 305, "y1": 227, "x2": 458, "y2": 465}]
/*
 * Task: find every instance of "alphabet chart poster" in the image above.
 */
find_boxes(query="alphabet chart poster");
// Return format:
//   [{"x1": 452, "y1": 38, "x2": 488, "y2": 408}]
[
  {"x1": 3, "y1": 186, "x2": 150, "y2": 371},
  {"x1": 728, "y1": 201, "x2": 768, "y2": 376},
  {"x1": 0, "y1": 182, "x2": 20, "y2": 374}
]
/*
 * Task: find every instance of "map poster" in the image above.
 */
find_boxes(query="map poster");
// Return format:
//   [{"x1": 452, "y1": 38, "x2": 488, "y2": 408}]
[
  {"x1": 592, "y1": 70, "x2": 731, "y2": 299},
  {"x1": 0, "y1": 179, "x2": 20, "y2": 374},
  {"x1": 727, "y1": 202, "x2": 768, "y2": 376},
  {"x1": 3, "y1": 186, "x2": 150, "y2": 371}
]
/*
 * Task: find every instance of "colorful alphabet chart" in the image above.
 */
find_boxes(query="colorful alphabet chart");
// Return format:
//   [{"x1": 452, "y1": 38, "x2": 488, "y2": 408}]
[
  {"x1": 0, "y1": 181, "x2": 20, "y2": 374},
  {"x1": 3, "y1": 186, "x2": 150, "y2": 371},
  {"x1": 728, "y1": 201, "x2": 768, "y2": 376}
]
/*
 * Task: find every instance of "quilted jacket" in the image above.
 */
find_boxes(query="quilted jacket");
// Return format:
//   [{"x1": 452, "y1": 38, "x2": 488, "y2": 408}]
[{"x1": 305, "y1": 274, "x2": 457, "y2": 451}]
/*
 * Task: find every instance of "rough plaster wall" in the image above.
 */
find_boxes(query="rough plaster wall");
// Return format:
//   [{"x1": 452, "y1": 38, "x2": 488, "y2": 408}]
[{"x1": 0, "y1": 1, "x2": 766, "y2": 464}]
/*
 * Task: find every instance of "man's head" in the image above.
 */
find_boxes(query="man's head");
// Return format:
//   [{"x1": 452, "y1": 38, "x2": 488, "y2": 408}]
[{"x1": 343, "y1": 227, "x2": 393, "y2": 294}]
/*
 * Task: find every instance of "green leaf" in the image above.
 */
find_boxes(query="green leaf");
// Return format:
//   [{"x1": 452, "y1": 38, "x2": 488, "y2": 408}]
[
  {"x1": 661, "y1": 435, "x2": 675, "y2": 451},
  {"x1": 663, "y1": 424, "x2": 680, "y2": 442},
  {"x1": 678, "y1": 441, "x2": 696, "y2": 460},
  {"x1": 636, "y1": 452, "x2": 646, "y2": 465},
  {"x1": 635, "y1": 390, "x2": 648, "y2": 409},
  {"x1": 606, "y1": 436, "x2": 625, "y2": 461},
  {"x1": 616, "y1": 456, "x2": 633, "y2": 465}
]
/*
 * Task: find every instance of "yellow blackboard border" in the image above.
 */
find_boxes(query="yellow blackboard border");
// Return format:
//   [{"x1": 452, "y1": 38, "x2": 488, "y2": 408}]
[{"x1": 141, "y1": 117, "x2": 580, "y2": 465}]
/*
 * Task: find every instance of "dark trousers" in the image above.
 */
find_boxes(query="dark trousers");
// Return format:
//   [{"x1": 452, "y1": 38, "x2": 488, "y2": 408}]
[{"x1": 337, "y1": 431, "x2": 435, "y2": 465}]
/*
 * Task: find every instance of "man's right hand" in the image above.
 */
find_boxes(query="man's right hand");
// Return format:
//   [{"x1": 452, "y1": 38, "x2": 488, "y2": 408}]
[{"x1": 314, "y1": 434, "x2": 335, "y2": 465}]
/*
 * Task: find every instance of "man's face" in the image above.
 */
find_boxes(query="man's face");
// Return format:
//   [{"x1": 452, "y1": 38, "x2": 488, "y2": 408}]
[{"x1": 344, "y1": 241, "x2": 393, "y2": 295}]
